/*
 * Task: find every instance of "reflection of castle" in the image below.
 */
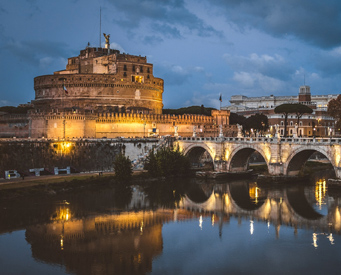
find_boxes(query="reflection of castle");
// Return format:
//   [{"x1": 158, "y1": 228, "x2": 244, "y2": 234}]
[{"x1": 26, "y1": 210, "x2": 170, "y2": 275}]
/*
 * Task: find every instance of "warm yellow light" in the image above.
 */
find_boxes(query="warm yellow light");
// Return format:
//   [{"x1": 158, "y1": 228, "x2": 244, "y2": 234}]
[
  {"x1": 249, "y1": 183, "x2": 261, "y2": 204},
  {"x1": 315, "y1": 179, "x2": 327, "y2": 210},
  {"x1": 225, "y1": 149, "x2": 230, "y2": 161},
  {"x1": 140, "y1": 221, "x2": 144, "y2": 234},
  {"x1": 60, "y1": 236, "x2": 64, "y2": 250},
  {"x1": 335, "y1": 152, "x2": 341, "y2": 166}
]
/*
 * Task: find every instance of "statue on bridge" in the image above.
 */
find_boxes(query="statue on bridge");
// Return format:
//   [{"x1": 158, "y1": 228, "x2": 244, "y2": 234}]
[
  {"x1": 174, "y1": 126, "x2": 178, "y2": 137},
  {"x1": 275, "y1": 124, "x2": 280, "y2": 138},
  {"x1": 237, "y1": 124, "x2": 243, "y2": 138},
  {"x1": 219, "y1": 125, "x2": 224, "y2": 138},
  {"x1": 193, "y1": 126, "x2": 197, "y2": 137}
]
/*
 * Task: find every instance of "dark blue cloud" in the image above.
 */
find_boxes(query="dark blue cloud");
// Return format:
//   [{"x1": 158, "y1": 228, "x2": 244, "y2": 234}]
[
  {"x1": 106, "y1": 0, "x2": 221, "y2": 41},
  {"x1": 209, "y1": 0, "x2": 341, "y2": 49},
  {"x1": 1, "y1": 39, "x2": 71, "y2": 66}
]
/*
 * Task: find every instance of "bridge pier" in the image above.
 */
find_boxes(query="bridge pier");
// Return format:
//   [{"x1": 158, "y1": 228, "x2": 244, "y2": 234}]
[{"x1": 268, "y1": 163, "x2": 284, "y2": 176}]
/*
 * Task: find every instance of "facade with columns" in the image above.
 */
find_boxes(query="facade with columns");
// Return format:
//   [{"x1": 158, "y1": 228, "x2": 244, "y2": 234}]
[{"x1": 224, "y1": 86, "x2": 338, "y2": 137}]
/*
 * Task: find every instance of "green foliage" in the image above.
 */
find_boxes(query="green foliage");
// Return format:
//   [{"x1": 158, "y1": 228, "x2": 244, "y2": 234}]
[
  {"x1": 113, "y1": 153, "x2": 132, "y2": 182},
  {"x1": 229, "y1": 112, "x2": 246, "y2": 125},
  {"x1": 328, "y1": 94, "x2": 341, "y2": 131},
  {"x1": 0, "y1": 106, "x2": 33, "y2": 114},
  {"x1": 163, "y1": 105, "x2": 216, "y2": 116},
  {"x1": 243, "y1": 113, "x2": 269, "y2": 134},
  {"x1": 274, "y1": 103, "x2": 313, "y2": 115},
  {"x1": 144, "y1": 147, "x2": 191, "y2": 178}
]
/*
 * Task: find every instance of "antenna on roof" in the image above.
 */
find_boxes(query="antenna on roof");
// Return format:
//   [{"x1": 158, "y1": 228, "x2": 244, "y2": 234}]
[
  {"x1": 304, "y1": 73, "x2": 305, "y2": 86},
  {"x1": 99, "y1": 7, "x2": 102, "y2": 47}
]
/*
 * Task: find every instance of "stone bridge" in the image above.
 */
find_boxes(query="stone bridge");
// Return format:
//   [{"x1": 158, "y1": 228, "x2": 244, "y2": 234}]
[{"x1": 175, "y1": 136, "x2": 341, "y2": 178}]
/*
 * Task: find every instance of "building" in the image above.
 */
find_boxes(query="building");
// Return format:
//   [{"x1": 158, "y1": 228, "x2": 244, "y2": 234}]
[
  {"x1": 33, "y1": 38, "x2": 163, "y2": 115},
  {"x1": 224, "y1": 86, "x2": 339, "y2": 137},
  {"x1": 1, "y1": 35, "x2": 235, "y2": 139}
]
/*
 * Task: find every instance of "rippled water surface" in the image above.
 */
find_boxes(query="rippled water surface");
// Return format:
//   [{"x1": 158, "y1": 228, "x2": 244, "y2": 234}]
[{"x1": 1, "y1": 176, "x2": 341, "y2": 275}]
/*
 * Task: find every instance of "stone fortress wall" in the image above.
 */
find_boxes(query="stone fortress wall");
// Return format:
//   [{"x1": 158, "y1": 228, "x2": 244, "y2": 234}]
[{"x1": 29, "y1": 111, "x2": 236, "y2": 139}]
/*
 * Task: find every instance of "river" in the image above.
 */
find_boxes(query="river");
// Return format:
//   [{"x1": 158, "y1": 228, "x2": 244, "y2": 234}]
[{"x1": 1, "y1": 172, "x2": 341, "y2": 274}]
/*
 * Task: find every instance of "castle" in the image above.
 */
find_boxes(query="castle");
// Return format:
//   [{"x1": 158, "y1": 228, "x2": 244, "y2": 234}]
[{"x1": 0, "y1": 35, "x2": 233, "y2": 139}]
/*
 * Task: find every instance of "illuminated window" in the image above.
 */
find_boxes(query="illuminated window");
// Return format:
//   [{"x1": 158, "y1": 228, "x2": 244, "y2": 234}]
[{"x1": 132, "y1": 75, "x2": 144, "y2": 83}]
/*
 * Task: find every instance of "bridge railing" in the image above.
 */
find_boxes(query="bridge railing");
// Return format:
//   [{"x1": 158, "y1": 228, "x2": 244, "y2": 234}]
[{"x1": 176, "y1": 136, "x2": 341, "y2": 144}]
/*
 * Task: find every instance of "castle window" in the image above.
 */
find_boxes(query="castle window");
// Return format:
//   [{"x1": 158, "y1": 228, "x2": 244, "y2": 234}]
[
  {"x1": 132, "y1": 65, "x2": 135, "y2": 72},
  {"x1": 281, "y1": 121, "x2": 284, "y2": 126},
  {"x1": 123, "y1": 72, "x2": 127, "y2": 77},
  {"x1": 147, "y1": 75, "x2": 150, "y2": 79},
  {"x1": 140, "y1": 66, "x2": 143, "y2": 72},
  {"x1": 124, "y1": 65, "x2": 127, "y2": 71},
  {"x1": 290, "y1": 121, "x2": 293, "y2": 126},
  {"x1": 132, "y1": 75, "x2": 144, "y2": 83},
  {"x1": 147, "y1": 68, "x2": 150, "y2": 73}
]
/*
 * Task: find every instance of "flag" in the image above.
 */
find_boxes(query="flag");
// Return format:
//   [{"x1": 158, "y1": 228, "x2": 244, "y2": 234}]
[
  {"x1": 63, "y1": 84, "x2": 68, "y2": 95},
  {"x1": 219, "y1": 94, "x2": 222, "y2": 102}
]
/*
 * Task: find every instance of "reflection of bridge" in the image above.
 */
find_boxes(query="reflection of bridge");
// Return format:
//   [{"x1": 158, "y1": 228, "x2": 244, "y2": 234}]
[
  {"x1": 175, "y1": 136, "x2": 341, "y2": 178},
  {"x1": 180, "y1": 182, "x2": 341, "y2": 235}
]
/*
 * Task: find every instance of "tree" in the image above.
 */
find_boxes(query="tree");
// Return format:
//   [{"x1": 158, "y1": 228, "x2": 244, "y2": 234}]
[
  {"x1": 327, "y1": 95, "x2": 341, "y2": 131},
  {"x1": 163, "y1": 106, "x2": 216, "y2": 116},
  {"x1": 243, "y1": 113, "x2": 269, "y2": 135},
  {"x1": 274, "y1": 103, "x2": 313, "y2": 137},
  {"x1": 144, "y1": 147, "x2": 191, "y2": 177},
  {"x1": 113, "y1": 153, "x2": 132, "y2": 182},
  {"x1": 229, "y1": 112, "x2": 246, "y2": 125}
]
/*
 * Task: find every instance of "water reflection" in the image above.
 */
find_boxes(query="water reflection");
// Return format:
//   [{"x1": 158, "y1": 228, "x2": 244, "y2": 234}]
[{"x1": 1, "y1": 177, "x2": 341, "y2": 274}]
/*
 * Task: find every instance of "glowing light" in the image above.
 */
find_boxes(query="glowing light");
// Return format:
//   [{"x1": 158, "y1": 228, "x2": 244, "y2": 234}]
[
  {"x1": 327, "y1": 233, "x2": 335, "y2": 245},
  {"x1": 249, "y1": 183, "x2": 261, "y2": 204},
  {"x1": 199, "y1": 215, "x2": 203, "y2": 230},
  {"x1": 60, "y1": 235, "x2": 64, "y2": 250},
  {"x1": 315, "y1": 179, "x2": 327, "y2": 210},
  {"x1": 140, "y1": 221, "x2": 144, "y2": 234},
  {"x1": 250, "y1": 220, "x2": 254, "y2": 235},
  {"x1": 225, "y1": 149, "x2": 230, "y2": 161},
  {"x1": 335, "y1": 152, "x2": 341, "y2": 166},
  {"x1": 312, "y1": 233, "x2": 318, "y2": 248},
  {"x1": 211, "y1": 214, "x2": 215, "y2": 226}
]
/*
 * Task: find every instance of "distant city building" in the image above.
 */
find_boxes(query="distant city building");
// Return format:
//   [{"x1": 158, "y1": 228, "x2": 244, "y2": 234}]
[{"x1": 223, "y1": 86, "x2": 339, "y2": 137}]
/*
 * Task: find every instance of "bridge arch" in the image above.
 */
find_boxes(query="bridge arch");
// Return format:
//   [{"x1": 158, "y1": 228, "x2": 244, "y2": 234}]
[
  {"x1": 284, "y1": 147, "x2": 336, "y2": 176},
  {"x1": 227, "y1": 145, "x2": 269, "y2": 172},
  {"x1": 182, "y1": 143, "x2": 215, "y2": 168}
]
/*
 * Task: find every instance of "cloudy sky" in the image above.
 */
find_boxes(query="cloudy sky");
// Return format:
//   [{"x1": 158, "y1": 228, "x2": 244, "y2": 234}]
[{"x1": 1, "y1": 0, "x2": 341, "y2": 109}]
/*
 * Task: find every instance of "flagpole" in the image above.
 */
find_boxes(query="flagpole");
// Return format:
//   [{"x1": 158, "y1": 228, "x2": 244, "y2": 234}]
[{"x1": 59, "y1": 77, "x2": 66, "y2": 139}]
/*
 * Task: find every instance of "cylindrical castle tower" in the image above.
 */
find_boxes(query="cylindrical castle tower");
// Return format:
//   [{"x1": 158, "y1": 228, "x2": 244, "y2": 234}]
[{"x1": 32, "y1": 45, "x2": 164, "y2": 114}]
